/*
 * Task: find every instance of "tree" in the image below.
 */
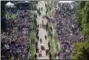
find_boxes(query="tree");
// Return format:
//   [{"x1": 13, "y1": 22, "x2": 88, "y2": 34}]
[
  {"x1": 71, "y1": 1, "x2": 89, "y2": 60},
  {"x1": 76, "y1": 1, "x2": 89, "y2": 35}
]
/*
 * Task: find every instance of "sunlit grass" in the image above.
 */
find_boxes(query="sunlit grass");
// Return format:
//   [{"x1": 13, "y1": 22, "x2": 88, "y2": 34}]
[
  {"x1": 48, "y1": 22, "x2": 59, "y2": 59},
  {"x1": 28, "y1": 12, "x2": 37, "y2": 59},
  {"x1": 46, "y1": 1, "x2": 55, "y2": 17},
  {"x1": 5, "y1": 12, "x2": 16, "y2": 19}
]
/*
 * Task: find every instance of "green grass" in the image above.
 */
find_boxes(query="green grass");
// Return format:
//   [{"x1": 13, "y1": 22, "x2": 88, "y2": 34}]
[
  {"x1": 47, "y1": 22, "x2": 59, "y2": 59},
  {"x1": 46, "y1": 1, "x2": 55, "y2": 17},
  {"x1": 52, "y1": 23, "x2": 59, "y2": 51},
  {"x1": 48, "y1": 23, "x2": 56, "y2": 59},
  {"x1": 5, "y1": 12, "x2": 16, "y2": 19},
  {"x1": 28, "y1": 12, "x2": 37, "y2": 59},
  {"x1": 29, "y1": 31, "x2": 36, "y2": 40},
  {"x1": 49, "y1": 35, "x2": 56, "y2": 59},
  {"x1": 49, "y1": 22, "x2": 59, "y2": 51},
  {"x1": 47, "y1": 9, "x2": 52, "y2": 17},
  {"x1": 54, "y1": 36, "x2": 59, "y2": 51},
  {"x1": 28, "y1": 30, "x2": 36, "y2": 59},
  {"x1": 28, "y1": 31, "x2": 36, "y2": 60}
]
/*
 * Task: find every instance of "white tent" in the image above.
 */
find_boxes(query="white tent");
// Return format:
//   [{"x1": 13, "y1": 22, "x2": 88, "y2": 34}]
[
  {"x1": 6, "y1": 2, "x2": 14, "y2": 8},
  {"x1": 25, "y1": 1, "x2": 29, "y2": 3},
  {"x1": 58, "y1": 1, "x2": 74, "y2": 3}
]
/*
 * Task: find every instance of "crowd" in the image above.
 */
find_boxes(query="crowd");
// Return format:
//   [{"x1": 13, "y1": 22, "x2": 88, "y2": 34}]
[
  {"x1": 1, "y1": 10, "x2": 30, "y2": 60},
  {"x1": 2, "y1": 1, "x2": 86, "y2": 60},
  {"x1": 54, "y1": 3, "x2": 84, "y2": 59}
]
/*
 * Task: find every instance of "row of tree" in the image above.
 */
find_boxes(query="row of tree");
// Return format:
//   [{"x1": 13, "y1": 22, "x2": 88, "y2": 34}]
[{"x1": 71, "y1": 1, "x2": 89, "y2": 60}]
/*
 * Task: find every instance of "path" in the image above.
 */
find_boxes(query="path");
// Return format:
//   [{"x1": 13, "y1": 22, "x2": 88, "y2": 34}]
[{"x1": 36, "y1": 1, "x2": 49, "y2": 59}]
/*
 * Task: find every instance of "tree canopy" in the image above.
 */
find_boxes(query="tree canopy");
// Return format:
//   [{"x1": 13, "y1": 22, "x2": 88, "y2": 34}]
[{"x1": 71, "y1": 1, "x2": 89, "y2": 60}]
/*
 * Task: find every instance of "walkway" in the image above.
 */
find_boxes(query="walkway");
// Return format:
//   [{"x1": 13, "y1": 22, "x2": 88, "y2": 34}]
[{"x1": 36, "y1": 1, "x2": 49, "y2": 59}]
